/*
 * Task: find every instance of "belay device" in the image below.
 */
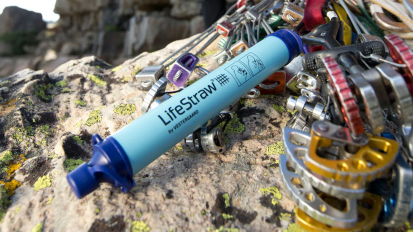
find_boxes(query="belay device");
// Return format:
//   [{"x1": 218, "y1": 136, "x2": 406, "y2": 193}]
[{"x1": 67, "y1": 29, "x2": 303, "y2": 199}]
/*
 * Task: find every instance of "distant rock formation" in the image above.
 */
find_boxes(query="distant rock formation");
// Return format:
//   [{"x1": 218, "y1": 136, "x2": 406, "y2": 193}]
[
  {"x1": 0, "y1": 1, "x2": 237, "y2": 78},
  {"x1": 0, "y1": 6, "x2": 46, "y2": 35}
]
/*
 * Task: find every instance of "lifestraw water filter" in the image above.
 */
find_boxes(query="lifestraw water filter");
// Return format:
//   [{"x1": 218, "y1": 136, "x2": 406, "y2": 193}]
[{"x1": 67, "y1": 29, "x2": 303, "y2": 199}]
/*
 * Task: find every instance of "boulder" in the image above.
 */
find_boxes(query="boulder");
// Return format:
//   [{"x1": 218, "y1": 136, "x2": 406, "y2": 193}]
[
  {"x1": 190, "y1": 15, "x2": 205, "y2": 35},
  {"x1": 170, "y1": 0, "x2": 202, "y2": 19},
  {"x1": 123, "y1": 14, "x2": 190, "y2": 56},
  {"x1": 54, "y1": 0, "x2": 111, "y2": 15},
  {"x1": 0, "y1": 35, "x2": 296, "y2": 232},
  {"x1": 0, "y1": 7, "x2": 46, "y2": 35}
]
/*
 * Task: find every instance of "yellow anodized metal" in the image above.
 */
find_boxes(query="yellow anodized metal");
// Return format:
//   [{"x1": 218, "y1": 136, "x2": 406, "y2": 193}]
[
  {"x1": 305, "y1": 131, "x2": 399, "y2": 182},
  {"x1": 296, "y1": 192, "x2": 383, "y2": 232},
  {"x1": 332, "y1": 3, "x2": 352, "y2": 45}
]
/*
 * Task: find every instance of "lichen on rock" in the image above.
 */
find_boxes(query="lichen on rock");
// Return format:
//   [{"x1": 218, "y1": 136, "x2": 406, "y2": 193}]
[
  {"x1": 131, "y1": 221, "x2": 150, "y2": 232},
  {"x1": 272, "y1": 104, "x2": 284, "y2": 114},
  {"x1": 0, "y1": 151, "x2": 13, "y2": 164},
  {"x1": 85, "y1": 109, "x2": 102, "y2": 126},
  {"x1": 88, "y1": 74, "x2": 107, "y2": 87},
  {"x1": 114, "y1": 104, "x2": 136, "y2": 116},
  {"x1": 260, "y1": 187, "x2": 282, "y2": 205},
  {"x1": 0, "y1": 180, "x2": 22, "y2": 196},
  {"x1": 55, "y1": 80, "x2": 67, "y2": 87},
  {"x1": 31, "y1": 223, "x2": 43, "y2": 232},
  {"x1": 74, "y1": 100, "x2": 86, "y2": 106},
  {"x1": 64, "y1": 159, "x2": 84, "y2": 172},
  {"x1": 266, "y1": 141, "x2": 284, "y2": 155},
  {"x1": 33, "y1": 174, "x2": 52, "y2": 191},
  {"x1": 34, "y1": 83, "x2": 54, "y2": 101}
]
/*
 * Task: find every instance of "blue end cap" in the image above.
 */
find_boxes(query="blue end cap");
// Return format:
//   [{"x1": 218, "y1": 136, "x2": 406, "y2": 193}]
[
  {"x1": 67, "y1": 134, "x2": 135, "y2": 199},
  {"x1": 266, "y1": 29, "x2": 303, "y2": 63}
]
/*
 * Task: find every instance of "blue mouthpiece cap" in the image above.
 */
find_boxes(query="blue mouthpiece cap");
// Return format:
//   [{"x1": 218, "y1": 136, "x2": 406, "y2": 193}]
[
  {"x1": 266, "y1": 29, "x2": 303, "y2": 63},
  {"x1": 67, "y1": 134, "x2": 135, "y2": 199}
]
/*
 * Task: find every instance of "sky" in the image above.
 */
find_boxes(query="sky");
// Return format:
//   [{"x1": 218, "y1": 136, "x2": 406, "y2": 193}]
[{"x1": 0, "y1": 0, "x2": 59, "y2": 22}]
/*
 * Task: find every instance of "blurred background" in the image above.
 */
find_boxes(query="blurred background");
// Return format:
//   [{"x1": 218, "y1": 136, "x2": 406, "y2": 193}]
[{"x1": 0, "y1": 0, "x2": 237, "y2": 78}]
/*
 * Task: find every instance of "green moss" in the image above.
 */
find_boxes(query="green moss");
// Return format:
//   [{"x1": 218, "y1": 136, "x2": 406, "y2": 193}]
[
  {"x1": 223, "y1": 193, "x2": 230, "y2": 208},
  {"x1": 14, "y1": 206, "x2": 20, "y2": 213},
  {"x1": 85, "y1": 110, "x2": 102, "y2": 126},
  {"x1": 12, "y1": 128, "x2": 23, "y2": 143},
  {"x1": 40, "y1": 125, "x2": 51, "y2": 137},
  {"x1": 0, "y1": 151, "x2": 13, "y2": 163},
  {"x1": 88, "y1": 74, "x2": 107, "y2": 87},
  {"x1": 222, "y1": 213, "x2": 233, "y2": 220},
  {"x1": 61, "y1": 88, "x2": 71, "y2": 93},
  {"x1": 73, "y1": 136, "x2": 83, "y2": 145},
  {"x1": 137, "y1": 212, "x2": 142, "y2": 218},
  {"x1": 266, "y1": 141, "x2": 284, "y2": 155},
  {"x1": 201, "y1": 210, "x2": 206, "y2": 215},
  {"x1": 31, "y1": 223, "x2": 43, "y2": 232},
  {"x1": 131, "y1": 221, "x2": 150, "y2": 232},
  {"x1": 25, "y1": 126, "x2": 35, "y2": 136},
  {"x1": 41, "y1": 139, "x2": 47, "y2": 146},
  {"x1": 95, "y1": 208, "x2": 100, "y2": 214},
  {"x1": 34, "y1": 83, "x2": 54, "y2": 101},
  {"x1": 219, "y1": 113, "x2": 245, "y2": 135},
  {"x1": 33, "y1": 174, "x2": 52, "y2": 191},
  {"x1": 0, "y1": 81, "x2": 10, "y2": 87},
  {"x1": 96, "y1": 66, "x2": 101, "y2": 70},
  {"x1": 74, "y1": 99, "x2": 85, "y2": 106},
  {"x1": 272, "y1": 104, "x2": 284, "y2": 114},
  {"x1": 260, "y1": 187, "x2": 282, "y2": 205},
  {"x1": 64, "y1": 159, "x2": 84, "y2": 172},
  {"x1": 283, "y1": 223, "x2": 307, "y2": 232},
  {"x1": 114, "y1": 104, "x2": 136, "y2": 116},
  {"x1": 55, "y1": 80, "x2": 67, "y2": 87},
  {"x1": 112, "y1": 65, "x2": 123, "y2": 72},
  {"x1": 248, "y1": 101, "x2": 253, "y2": 107}
]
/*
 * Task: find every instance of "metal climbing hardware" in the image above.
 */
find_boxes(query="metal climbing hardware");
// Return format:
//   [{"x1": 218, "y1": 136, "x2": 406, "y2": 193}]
[
  {"x1": 65, "y1": 2, "x2": 413, "y2": 231},
  {"x1": 166, "y1": 53, "x2": 199, "y2": 87}
]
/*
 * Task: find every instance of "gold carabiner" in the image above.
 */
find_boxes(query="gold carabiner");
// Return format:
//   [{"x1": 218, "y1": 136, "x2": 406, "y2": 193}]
[
  {"x1": 296, "y1": 192, "x2": 383, "y2": 232},
  {"x1": 305, "y1": 122, "x2": 399, "y2": 182}
]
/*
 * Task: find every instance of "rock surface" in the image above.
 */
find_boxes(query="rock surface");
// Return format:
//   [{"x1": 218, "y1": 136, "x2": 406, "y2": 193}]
[
  {"x1": 0, "y1": 7, "x2": 46, "y2": 35},
  {"x1": 0, "y1": 34, "x2": 302, "y2": 232}
]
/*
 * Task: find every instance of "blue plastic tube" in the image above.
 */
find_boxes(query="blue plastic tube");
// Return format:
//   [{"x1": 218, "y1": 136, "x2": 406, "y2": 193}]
[{"x1": 67, "y1": 29, "x2": 303, "y2": 199}]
